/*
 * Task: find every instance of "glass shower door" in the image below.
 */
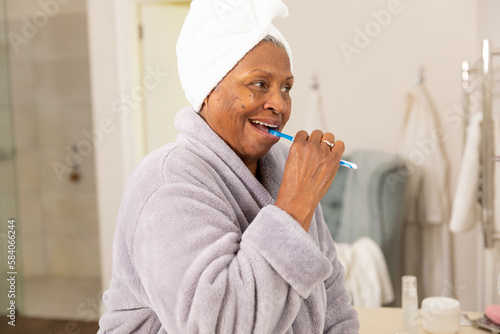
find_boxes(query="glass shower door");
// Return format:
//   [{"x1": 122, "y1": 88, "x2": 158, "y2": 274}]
[{"x1": 0, "y1": 0, "x2": 22, "y2": 318}]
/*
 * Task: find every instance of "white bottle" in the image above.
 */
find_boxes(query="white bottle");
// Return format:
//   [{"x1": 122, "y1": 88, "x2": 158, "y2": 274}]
[{"x1": 402, "y1": 275, "x2": 418, "y2": 334}]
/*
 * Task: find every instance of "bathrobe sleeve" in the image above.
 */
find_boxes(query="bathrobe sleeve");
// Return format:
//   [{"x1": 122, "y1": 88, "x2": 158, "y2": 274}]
[
  {"x1": 129, "y1": 148, "x2": 357, "y2": 333},
  {"x1": 315, "y1": 206, "x2": 360, "y2": 333}
]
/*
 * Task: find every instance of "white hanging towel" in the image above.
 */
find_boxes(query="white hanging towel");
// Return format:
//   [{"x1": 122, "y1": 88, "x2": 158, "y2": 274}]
[
  {"x1": 449, "y1": 113, "x2": 481, "y2": 233},
  {"x1": 398, "y1": 84, "x2": 453, "y2": 298},
  {"x1": 335, "y1": 237, "x2": 394, "y2": 307},
  {"x1": 398, "y1": 85, "x2": 451, "y2": 225},
  {"x1": 450, "y1": 113, "x2": 500, "y2": 233}
]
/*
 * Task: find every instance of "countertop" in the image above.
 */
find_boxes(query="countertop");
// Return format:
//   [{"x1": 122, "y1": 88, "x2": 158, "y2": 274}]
[{"x1": 355, "y1": 306, "x2": 486, "y2": 334}]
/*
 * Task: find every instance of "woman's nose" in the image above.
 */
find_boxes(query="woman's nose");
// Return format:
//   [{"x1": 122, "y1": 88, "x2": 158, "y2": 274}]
[{"x1": 263, "y1": 88, "x2": 287, "y2": 114}]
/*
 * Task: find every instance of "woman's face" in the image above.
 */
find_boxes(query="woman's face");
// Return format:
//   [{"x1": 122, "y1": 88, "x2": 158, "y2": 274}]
[{"x1": 200, "y1": 41, "x2": 293, "y2": 175}]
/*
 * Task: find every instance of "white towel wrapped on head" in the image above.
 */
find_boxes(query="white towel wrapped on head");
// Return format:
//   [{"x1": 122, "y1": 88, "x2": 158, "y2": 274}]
[{"x1": 176, "y1": 0, "x2": 293, "y2": 112}]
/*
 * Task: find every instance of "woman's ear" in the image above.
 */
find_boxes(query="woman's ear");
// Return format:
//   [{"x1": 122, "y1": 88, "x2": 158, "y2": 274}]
[{"x1": 199, "y1": 97, "x2": 209, "y2": 119}]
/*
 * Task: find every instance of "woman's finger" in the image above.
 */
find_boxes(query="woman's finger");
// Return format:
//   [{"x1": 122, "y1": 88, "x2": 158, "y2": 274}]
[
  {"x1": 330, "y1": 140, "x2": 345, "y2": 160},
  {"x1": 294, "y1": 130, "x2": 309, "y2": 142},
  {"x1": 308, "y1": 130, "x2": 324, "y2": 143},
  {"x1": 320, "y1": 132, "x2": 336, "y2": 150}
]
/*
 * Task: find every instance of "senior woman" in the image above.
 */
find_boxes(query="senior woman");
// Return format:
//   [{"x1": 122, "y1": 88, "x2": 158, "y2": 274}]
[{"x1": 98, "y1": 0, "x2": 359, "y2": 333}]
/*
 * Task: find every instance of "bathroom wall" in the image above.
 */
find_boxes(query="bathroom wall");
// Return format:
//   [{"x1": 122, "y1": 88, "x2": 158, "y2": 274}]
[
  {"x1": 275, "y1": 0, "x2": 477, "y2": 180},
  {"x1": 274, "y1": 0, "x2": 493, "y2": 311},
  {"x1": 7, "y1": 0, "x2": 100, "y2": 279}
]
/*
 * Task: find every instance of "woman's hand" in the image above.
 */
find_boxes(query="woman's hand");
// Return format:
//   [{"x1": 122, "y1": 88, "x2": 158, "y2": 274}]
[{"x1": 275, "y1": 130, "x2": 345, "y2": 231}]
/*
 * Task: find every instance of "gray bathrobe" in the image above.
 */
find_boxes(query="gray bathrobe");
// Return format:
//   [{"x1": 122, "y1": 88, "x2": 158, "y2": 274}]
[{"x1": 98, "y1": 107, "x2": 359, "y2": 333}]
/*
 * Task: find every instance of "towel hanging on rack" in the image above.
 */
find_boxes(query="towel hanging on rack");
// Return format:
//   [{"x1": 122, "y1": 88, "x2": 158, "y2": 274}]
[
  {"x1": 398, "y1": 84, "x2": 451, "y2": 225},
  {"x1": 449, "y1": 113, "x2": 481, "y2": 233},
  {"x1": 335, "y1": 237, "x2": 394, "y2": 307},
  {"x1": 450, "y1": 113, "x2": 500, "y2": 233},
  {"x1": 398, "y1": 82, "x2": 453, "y2": 299}
]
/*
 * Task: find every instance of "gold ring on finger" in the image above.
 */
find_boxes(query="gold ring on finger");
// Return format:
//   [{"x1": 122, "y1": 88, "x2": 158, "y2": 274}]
[{"x1": 322, "y1": 140, "x2": 335, "y2": 149}]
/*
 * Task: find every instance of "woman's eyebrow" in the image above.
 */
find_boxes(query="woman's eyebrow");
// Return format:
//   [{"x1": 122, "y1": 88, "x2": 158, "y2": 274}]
[
  {"x1": 249, "y1": 69, "x2": 271, "y2": 76},
  {"x1": 248, "y1": 69, "x2": 294, "y2": 81}
]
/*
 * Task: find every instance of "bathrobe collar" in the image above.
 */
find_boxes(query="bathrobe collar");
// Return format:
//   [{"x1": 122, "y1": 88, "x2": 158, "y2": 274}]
[{"x1": 174, "y1": 106, "x2": 286, "y2": 208}]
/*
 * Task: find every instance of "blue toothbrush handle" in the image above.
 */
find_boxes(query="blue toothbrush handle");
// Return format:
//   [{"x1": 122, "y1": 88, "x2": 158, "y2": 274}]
[
  {"x1": 268, "y1": 129, "x2": 358, "y2": 170},
  {"x1": 340, "y1": 160, "x2": 358, "y2": 169},
  {"x1": 269, "y1": 129, "x2": 294, "y2": 141}
]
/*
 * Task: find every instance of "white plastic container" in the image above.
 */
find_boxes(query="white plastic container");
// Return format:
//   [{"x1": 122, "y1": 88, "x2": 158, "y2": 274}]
[
  {"x1": 421, "y1": 297, "x2": 461, "y2": 334},
  {"x1": 402, "y1": 276, "x2": 419, "y2": 334}
]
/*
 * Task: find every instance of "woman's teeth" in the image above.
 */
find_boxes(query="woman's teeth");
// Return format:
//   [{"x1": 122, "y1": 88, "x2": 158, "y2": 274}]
[{"x1": 250, "y1": 120, "x2": 278, "y2": 128}]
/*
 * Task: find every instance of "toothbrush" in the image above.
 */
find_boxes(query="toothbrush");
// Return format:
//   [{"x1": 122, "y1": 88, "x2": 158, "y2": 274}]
[{"x1": 268, "y1": 129, "x2": 358, "y2": 170}]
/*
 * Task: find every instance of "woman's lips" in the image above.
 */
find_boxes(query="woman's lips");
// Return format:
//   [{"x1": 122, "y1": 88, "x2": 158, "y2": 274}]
[
  {"x1": 250, "y1": 120, "x2": 279, "y2": 143},
  {"x1": 250, "y1": 122, "x2": 271, "y2": 133},
  {"x1": 248, "y1": 120, "x2": 281, "y2": 140},
  {"x1": 250, "y1": 121, "x2": 279, "y2": 142}
]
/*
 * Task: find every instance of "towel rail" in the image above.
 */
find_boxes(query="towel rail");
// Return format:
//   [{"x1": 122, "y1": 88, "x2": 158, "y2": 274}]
[
  {"x1": 481, "y1": 40, "x2": 497, "y2": 248},
  {"x1": 462, "y1": 39, "x2": 499, "y2": 249}
]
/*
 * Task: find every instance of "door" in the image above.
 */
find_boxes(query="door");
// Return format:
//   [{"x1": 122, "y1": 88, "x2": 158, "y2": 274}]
[{"x1": 138, "y1": 1, "x2": 190, "y2": 154}]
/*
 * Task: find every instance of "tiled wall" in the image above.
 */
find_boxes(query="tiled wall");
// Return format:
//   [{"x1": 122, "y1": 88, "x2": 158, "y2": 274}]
[{"x1": 7, "y1": 0, "x2": 101, "y2": 279}]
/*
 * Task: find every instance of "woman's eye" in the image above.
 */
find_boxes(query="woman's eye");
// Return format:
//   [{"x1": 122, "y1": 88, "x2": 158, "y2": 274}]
[
  {"x1": 253, "y1": 82, "x2": 265, "y2": 89},
  {"x1": 281, "y1": 86, "x2": 291, "y2": 93}
]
